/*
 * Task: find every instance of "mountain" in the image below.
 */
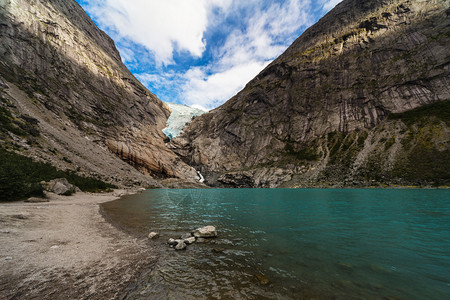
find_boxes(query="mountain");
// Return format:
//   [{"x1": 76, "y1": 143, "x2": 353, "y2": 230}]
[
  {"x1": 170, "y1": 0, "x2": 450, "y2": 188},
  {"x1": 0, "y1": 0, "x2": 198, "y2": 187}
]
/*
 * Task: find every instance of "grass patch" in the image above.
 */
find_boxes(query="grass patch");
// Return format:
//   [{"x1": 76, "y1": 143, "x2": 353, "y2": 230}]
[
  {"x1": 0, "y1": 98, "x2": 40, "y2": 138},
  {"x1": 392, "y1": 146, "x2": 450, "y2": 186},
  {"x1": 0, "y1": 106, "x2": 27, "y2": 136},
  {"x1": 0, "y1": 148, "x2": 116, "y2": 201},
  {"x1": 284, "y1": 143, "x2": 319, "y2": 161},
  {"x1": 388, "y1": 101, "x2": 450, "y2": 126}
]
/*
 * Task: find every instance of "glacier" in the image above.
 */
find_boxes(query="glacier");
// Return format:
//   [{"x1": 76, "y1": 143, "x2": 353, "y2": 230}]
[{"x1": 162, "y1": 103, "x2": 206, "y2": 140}]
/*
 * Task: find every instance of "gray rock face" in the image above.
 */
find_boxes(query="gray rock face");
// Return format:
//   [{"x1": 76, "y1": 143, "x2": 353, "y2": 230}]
[
  {"x1": 171, "y1": 0, "x2": 450, "y2": 187},
  {"x1": 0, "y1": 0, "x2": 197, "y2": 186},
  {"x1": 192, "y1": 226, "x2": 217, "y2": 238}
]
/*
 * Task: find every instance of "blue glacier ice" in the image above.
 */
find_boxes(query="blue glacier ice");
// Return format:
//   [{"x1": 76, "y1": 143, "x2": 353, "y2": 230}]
[{"x1": 162, "y1": 103, "x2": 206, "y2": 140}]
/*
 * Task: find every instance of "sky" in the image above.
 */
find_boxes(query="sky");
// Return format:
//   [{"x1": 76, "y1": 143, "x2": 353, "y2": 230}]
[{"x1": 76, "y1": 0, "x2": 342, "y2": 110}]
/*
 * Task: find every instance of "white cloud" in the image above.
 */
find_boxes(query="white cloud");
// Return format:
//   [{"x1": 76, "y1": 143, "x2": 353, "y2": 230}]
[
  {"x1": 322, "y1": 0, "x2": 343, "y2": 11},
  {"x1": 181, "y1": 61, "x2": 270, "y2": 109},
  {"x1": 178, "y1": 0, "x2": 313, "y2": 109},
  {"x1": 84, "y1": 0, "x2": 226, "y2": 66},
  {"x1": 81, "y1": 0, "x2": 321, "y2": 109}
]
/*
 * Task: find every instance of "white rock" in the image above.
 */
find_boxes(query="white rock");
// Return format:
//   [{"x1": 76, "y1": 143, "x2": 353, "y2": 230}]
[
  {"x1": 43, "y1": 178, "x2": 76, "y2": 196},
  {"x1": 184, "y1": 237, "x2": 196, "y2": 245},
  {"x1": 192, "y1": 225, "x2": 217, "y2": 238},
  {"x1": 148, "y1": 232, "x2": 159, "y2": 239},
  {"x1": 168, "y1": 238, "x2": 177, "y2": 246},
  {"x1": 175, "y1": 241, "x2": 187, "y2": 250}
]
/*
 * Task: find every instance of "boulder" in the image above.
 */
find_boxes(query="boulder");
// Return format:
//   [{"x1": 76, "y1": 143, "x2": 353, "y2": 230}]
[
  {"x1": 148, "y1": 232, "x2": 159, "y2": 239},
  {"x1": 175, "y1": 241, "x2": 187, "y2": 250},
  {"x1": 192, "y1": 225, "x2": 217, "y2": 238},
  {"x1": 168, "y1": 238, "x2": 177, "y2": 246},
  {"x1": 42, "y1": 178, "x2": 76, "y2": 196},
  {"x1": 184, "y1": 237, "x2": 196, "y2": 245}
]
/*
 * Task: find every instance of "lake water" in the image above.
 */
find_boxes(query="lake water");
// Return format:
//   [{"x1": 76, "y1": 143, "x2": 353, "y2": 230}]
[{"x1": 102, "y1": 189, "x2": 450, "y2": 299}]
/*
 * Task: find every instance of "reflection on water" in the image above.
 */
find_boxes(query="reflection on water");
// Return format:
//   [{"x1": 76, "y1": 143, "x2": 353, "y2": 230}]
[{"x1": 102, "y1": 189, "x2": 450, "y2": 299}]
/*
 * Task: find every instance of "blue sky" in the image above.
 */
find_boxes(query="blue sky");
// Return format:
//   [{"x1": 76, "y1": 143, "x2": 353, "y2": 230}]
[{"x1": 75, "y1": 0, "x2": 342, "y2": 110}]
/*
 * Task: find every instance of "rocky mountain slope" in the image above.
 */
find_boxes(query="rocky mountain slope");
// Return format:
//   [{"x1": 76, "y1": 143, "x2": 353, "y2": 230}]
[
  {"x1": 0, "y1": 0, "x2": 198, "y2": 187},
  {"x1": 171, "y1": 0, "x2": 450, "y2": 187}
]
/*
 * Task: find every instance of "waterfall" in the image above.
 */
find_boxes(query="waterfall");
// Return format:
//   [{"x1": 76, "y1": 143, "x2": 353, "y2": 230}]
[{"x1": 197, "y1": 171, "x2": 205, "y2": 183}]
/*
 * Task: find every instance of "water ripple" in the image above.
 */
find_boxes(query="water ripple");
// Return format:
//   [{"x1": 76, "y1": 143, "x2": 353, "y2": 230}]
[{"x1": 103, "y1": 188, "x2": 450, "y2": 299}]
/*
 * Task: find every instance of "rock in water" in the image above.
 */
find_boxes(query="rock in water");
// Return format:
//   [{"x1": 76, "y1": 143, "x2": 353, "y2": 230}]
[
  {"x1": 192, "y1": 226, "x2": 217, "y2": 238},
  {"x1": 337, "y1": 262, "x2": 354, "y2": 271},
  {"x1": 175, "y1": 241, "x2": 187, "y2": 250},
  {"x1": 180, "y1": 233, "x2": 192, "y2": 239},
  {"x1": 184, "y1": 237, "x2": 196, "y2": 245},
  {"x1": 148, "y1": 232, "x2": 159, "y2": 239}
]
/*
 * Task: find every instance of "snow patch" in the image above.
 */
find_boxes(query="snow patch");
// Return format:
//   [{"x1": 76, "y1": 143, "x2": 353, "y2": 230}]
[{"x1": 162, "y1": 103, "x2": 206, "y2": 140}]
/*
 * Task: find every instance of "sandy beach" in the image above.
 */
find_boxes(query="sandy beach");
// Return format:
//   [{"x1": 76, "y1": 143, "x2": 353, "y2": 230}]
[{"x1": 0, "y1": 190, "x2": 156, "y2": 300}]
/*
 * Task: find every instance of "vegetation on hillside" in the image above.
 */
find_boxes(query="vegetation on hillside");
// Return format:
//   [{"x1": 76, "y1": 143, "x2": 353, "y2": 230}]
[
  {"x1": 388, "y1": 100, "x2": 450, "y2": 126},
  {"x1": 0, "y1": 148, "x2": 116, "y2": 202}
]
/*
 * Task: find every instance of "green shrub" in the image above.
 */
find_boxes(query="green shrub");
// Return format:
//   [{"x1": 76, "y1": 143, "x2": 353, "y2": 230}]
[
  {"x1": 388, "y1": 100, "x2": 450, "y2": 126},
  {"x1": 0, "y1": 148, "x2": 116, "y2": 201},
  {"x1": 284, "y1": 143, "x2": 319, "y2": 161}
]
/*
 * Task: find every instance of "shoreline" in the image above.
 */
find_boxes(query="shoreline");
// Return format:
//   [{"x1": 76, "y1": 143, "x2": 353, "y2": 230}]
[{"x1": 0, "y1": 189, "x2": 156, "y2": 300}]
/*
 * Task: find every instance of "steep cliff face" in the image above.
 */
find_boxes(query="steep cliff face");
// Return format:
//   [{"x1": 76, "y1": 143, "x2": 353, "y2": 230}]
[
  {"x1": 171, "y1": 0, "x2": 450, "y2": 187},
  {"x1": 0, "y1": 0, "x2": 197, "y2": 186}
]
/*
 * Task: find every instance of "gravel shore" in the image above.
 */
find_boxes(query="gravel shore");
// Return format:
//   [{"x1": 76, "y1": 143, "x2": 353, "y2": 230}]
[{"x1": 0, "y1": 190, "x2": 156, "y2": 299}]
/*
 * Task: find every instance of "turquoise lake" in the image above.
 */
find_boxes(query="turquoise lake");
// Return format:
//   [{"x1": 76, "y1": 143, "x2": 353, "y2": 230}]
[{"x1": 102, "y1": 189, "x2": 450, "y2": 299}]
